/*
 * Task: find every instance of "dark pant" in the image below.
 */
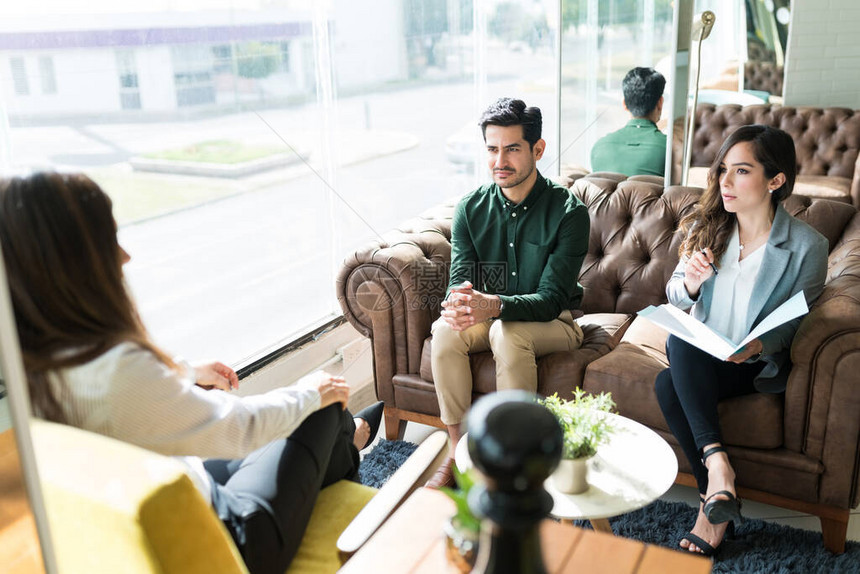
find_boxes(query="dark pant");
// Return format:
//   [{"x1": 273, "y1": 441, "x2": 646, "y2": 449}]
[
  {"x1": 205, "y1": 405, "x2": 360, "y2": 574},
  {"x1": 654, "y1": 335, "x2": 764, "y2": 495}
]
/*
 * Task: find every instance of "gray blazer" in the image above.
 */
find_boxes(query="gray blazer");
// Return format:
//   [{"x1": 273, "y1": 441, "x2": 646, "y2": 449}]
[{"x1": 666, "y1": 204, "x2": 829, "y2": 393}]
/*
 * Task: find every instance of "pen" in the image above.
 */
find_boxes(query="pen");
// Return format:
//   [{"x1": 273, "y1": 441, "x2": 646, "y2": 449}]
[{"x1": 701, "y1": 249, "x2": 718, "y2": 276}]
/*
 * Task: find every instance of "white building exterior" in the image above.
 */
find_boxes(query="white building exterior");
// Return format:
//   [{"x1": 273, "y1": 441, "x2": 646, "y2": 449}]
[{"x1": 0, "y1": 7, "x2": 409, "y2": 121}]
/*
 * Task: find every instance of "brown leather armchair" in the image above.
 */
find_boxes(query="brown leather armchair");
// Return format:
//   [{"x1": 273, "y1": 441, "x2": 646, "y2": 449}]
[
  {"x1": 337, "y1": 173, "x2": 860, "y2": 553},
  {"x1": 672, "y1": 103, "x2": 860, "y2": 207}
]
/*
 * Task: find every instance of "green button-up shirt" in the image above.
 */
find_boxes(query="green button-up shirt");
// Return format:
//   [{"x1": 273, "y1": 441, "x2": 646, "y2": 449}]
[
  {"x1": 448, "y1": 172, "x2": 590, "y2": 322},
  {"x1": 590, "y1": 118, "x2": 667, "y2": 177}
]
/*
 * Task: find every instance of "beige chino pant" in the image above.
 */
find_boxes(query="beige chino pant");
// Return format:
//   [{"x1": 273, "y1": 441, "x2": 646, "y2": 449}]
[{"x1": 430, "y1": 310, "x2": 584, "y2": 425}]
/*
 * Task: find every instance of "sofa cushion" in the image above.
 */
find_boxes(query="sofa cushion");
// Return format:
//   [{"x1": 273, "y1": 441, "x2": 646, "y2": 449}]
[
  {"x1": 286, "y1": 481, "x2": 377, "y2": 574},
  {"x1": 32, "y1": 420, "x2": 248, "y2": 574},
  {"x1": 583, "y1": 316, "x2": 784, "y2": 449},
  {"x1": 419, "y1": 313, "x2": 632, "y2": 397},
  {"x1": 685, "y1": 166, "x2": 709, "y2": 189},
  {"x1": 795, "y1": 175, "x2": 853, "y2": 203}
]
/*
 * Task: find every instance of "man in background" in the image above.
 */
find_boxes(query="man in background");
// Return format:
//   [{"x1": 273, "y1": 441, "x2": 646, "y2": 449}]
[{"x1": 590, "y1": 67, "x2": 667, "y2": 177}]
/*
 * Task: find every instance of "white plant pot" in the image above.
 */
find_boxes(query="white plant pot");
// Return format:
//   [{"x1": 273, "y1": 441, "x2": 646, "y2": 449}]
[{"x1": 552, "y1": 457, "x2": 590, "y2": 494}]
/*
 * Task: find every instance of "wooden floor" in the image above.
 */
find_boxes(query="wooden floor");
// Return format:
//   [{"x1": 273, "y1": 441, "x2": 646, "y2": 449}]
[{"x1": 0, "y1": 429, "x2": 46, "y2": 574}]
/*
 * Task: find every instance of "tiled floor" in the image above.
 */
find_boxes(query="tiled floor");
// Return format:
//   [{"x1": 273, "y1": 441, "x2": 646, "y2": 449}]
[{"x1": 368, "y1": 418, "x2": 860, "y2": 546}]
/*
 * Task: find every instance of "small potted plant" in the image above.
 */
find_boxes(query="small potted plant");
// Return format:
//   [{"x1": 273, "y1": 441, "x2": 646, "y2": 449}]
[
  {"x1": 440, "y1": 466, "x2": 481, "y2": 572},
  {"x1": 541, "y1": 389, "x2": 616, "y2": 494}
]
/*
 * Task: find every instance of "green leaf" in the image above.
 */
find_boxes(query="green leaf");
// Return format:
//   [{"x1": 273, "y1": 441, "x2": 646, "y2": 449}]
[
  {"x1": 539, "y1": 390, "x2": 617, "y2": 460},
  {"x1": 439, "y1": 468, "x2": 481, "y2": 533}
]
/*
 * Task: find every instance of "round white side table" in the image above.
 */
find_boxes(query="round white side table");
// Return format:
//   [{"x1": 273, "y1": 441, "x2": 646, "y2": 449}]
[{"x1": 455, "y1": 411, "x2": 678, "y2": 533}]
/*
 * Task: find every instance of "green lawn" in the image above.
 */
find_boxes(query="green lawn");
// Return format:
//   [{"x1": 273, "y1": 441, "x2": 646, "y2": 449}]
[
  {"x1": 87, "y1": 169, "x2": 244, "y2": 226},
  {"x1": 143, "y1": 140, "x2": 291, "y2": 164}
]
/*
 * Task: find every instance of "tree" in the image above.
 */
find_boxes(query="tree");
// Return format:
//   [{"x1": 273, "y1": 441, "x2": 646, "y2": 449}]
[
  {"x1": 236, "y1": 42, "x2": 281, "y2": 79},
  {"x1": 489, "y1": 2, "x2": 550, "y2": 48},
  {"x1": 562, "y1": 0, "x2": 673, "y2": 32}
]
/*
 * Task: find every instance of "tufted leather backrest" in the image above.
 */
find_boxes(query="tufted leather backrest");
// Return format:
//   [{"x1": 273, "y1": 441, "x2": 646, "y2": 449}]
[
  {"x1": 568, "y1": 174, "x2": 858, "y2": 316},
  {"x1": 671, "y1": 104, "x2": 860, "y2": 187},
  {"x1": 337, "y1": 175, "x2": 857, "y2": 388},
  {"x1": 569, "y1": 176, "x2": 702, "y2": 314},
  {"x1": 744, "y1": 61, "x2": 784, "y2": 96}
]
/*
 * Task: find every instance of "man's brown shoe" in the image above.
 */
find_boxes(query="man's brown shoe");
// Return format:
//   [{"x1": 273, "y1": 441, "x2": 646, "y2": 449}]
[{"x1": 425, "y1": 457, "x2": 457, "y2": 489}]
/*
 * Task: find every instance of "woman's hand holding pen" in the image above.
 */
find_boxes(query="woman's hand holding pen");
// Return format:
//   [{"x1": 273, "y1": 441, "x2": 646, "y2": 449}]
[{"x1": 683, "y1": 248, "x2": 717, "y2": 298}]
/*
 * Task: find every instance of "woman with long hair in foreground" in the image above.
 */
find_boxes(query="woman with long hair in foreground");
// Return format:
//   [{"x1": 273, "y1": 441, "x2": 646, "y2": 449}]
[
  {"x1": 0, "y1": 172, "x2": 383, "y2": 574},
  {"x1": 655, "y1": 125, "x2": 828, "y2": 556}
]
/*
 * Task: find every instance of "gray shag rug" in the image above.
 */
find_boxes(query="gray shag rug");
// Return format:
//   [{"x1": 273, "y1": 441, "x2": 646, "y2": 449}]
[
  {"x1": 360, "y1": 440, "x2": 860, "y2": 572},
  {"x1": 358, "y1": 439, "x2": 418, "y2": 488},
  {"x1": 578, "y1": 499, "x2": 860, "y2": 573}
]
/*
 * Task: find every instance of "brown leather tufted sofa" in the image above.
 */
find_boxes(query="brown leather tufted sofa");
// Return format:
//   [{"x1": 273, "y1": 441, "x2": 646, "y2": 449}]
[
  {"x1": 337, "y1": 173, "x2": 860, "y2": 553},
  {"x1": 672, "y1": 103, "x2": 860, "y2": 207}
]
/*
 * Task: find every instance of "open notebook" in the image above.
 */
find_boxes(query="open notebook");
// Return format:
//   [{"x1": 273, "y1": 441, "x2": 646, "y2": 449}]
[{"x1": 638, "y1": 291, "x2": 808, "y2": 361}]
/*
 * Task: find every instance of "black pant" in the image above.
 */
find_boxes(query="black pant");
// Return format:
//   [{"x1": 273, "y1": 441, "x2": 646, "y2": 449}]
[
  {"x1": 205, "y1": 405, "x2": 360, "y2": 574},
  {"x1": 654, "y1": 335, "x2": 764, "y2": 495}
]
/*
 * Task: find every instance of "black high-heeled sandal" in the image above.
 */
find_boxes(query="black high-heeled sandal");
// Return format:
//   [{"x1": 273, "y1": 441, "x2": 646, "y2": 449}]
[
  {"x1": 681, "y1": 496, "x2": 736, "y2": 557},
  {"x1": 701, "y1": 446, "x2": 744, "y2": 525}
]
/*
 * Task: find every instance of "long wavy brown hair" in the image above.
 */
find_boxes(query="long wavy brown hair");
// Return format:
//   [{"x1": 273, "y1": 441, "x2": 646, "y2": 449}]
[
  {"x1": 678, "y1": 124, "x2": 797, "y2": 264},
  {"x1": 0, "y1": 172, "x2": 173, "y2": 422}
]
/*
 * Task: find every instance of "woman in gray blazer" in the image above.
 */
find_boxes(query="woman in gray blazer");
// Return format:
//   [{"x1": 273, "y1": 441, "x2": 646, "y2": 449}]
[{"x1": 655, "y1": 125, "x2": 828, "y2": 557}]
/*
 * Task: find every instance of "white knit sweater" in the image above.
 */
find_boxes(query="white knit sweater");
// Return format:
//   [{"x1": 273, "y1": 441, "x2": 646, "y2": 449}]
[{"x1": 47, "y1": 342, "x2": 322, "y2": 500}]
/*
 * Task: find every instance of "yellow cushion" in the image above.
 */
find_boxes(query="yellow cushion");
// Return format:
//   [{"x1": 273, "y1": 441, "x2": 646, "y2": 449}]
[
  {"x1": 31, "y1": 420, "x2": 247, "y2": 574},
  {"x1": 30, "y1": 420, "x2": 380, "y2": 574},
  {"x1": 286, "y1": 480, "x2": 377, "y2": 574}
]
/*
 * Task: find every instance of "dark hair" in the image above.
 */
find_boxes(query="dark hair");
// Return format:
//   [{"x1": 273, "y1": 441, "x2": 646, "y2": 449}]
[
  {"x1": 622, "y1": 67, "x2": 666, "y2": 117},
  {"x1": 0, "y1": 172, "x2": 173, "y2": 422},
  {"x1": 679, "y1": 124, "x2": 796, "y2": 262},
  {"x1": 479, "y1": 98, "x2": 542, "y2": 148}
]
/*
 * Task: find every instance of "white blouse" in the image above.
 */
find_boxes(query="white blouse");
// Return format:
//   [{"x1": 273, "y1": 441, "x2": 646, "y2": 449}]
[
  {"x1": 47, "y1": 342, "x2": 322, "y2": 500},
  {"x1": 704, "y1": 224, "x2": 766, "y2": 344}
]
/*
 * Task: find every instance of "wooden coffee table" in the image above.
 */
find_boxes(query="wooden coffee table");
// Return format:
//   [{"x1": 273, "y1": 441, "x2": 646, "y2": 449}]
[
  {"x1": 455, "y1": 412, "x2": 678, "y2": 533},
  {"x1": 339, "y1": 487, "x2": 709, "y2": 573}
]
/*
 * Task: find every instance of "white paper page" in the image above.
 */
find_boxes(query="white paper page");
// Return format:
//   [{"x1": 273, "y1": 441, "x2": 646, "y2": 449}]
[
  {"x1": 639, "y1": 305, "x2": 737, "y2": 360},
  {"x1": 739, "y1": 291, "x2": 809, "y2": 347}
]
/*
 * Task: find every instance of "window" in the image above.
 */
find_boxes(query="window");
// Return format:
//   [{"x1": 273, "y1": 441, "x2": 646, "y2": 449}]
[
  {"x1": 38, "y1": 56, "x2": 56, "y2": 94},
  {"x1": 212, "y1": 44, "x2": 233, "y2": 74},
  {"x1": 279, "y1": 42, "x2": 290, "y2": 74},
  {"x1": 116, "y1": 50, "x2": 141, "y2": 110},
  {"x1": 0, "y1": 1, "x2": 560, "y2": 367},
  {"x1": 171, "y1": 45, "x2": 216, "y2": 107},
  {"x1": 10, "y1": 57, "x2": 29, "y2": 96}
]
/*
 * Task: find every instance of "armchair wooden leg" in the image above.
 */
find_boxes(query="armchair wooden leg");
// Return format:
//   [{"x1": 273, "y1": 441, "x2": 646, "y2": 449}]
[
  {"x1": 384, "y1": 407, "x2": 407, "y2": 441},
  {"x1": 819, "y1": 510, "x2": 849, "y2": 554}
]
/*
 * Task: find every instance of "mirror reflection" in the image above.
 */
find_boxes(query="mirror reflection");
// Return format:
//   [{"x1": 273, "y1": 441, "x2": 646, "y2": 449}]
[
  {"x1": 743, "y1": 0, "x2": 789, "y2": 103},
  {"x1": 559, "y1": 0, "x2": 676, "y2": 182},
  {"x1": 693, "y1": 0, "x2": 789, "y2": 104},
  {"x1": 671, "y1": 0, "x2": 792, "y2": 187}
]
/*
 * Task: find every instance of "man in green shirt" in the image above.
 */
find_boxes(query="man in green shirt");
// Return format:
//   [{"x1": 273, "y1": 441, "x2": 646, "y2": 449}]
[
  {"x1": 426, "y1": 98, "x2": 590, "y2": 488},
  {"x1": 590, "y1": 67, "x2": 667, "y2": 177}
]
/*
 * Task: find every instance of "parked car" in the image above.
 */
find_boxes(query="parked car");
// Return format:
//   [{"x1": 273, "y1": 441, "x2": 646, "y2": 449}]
[{"x1": 445, "y1": 122, "x2": 483, "y2": 172}]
